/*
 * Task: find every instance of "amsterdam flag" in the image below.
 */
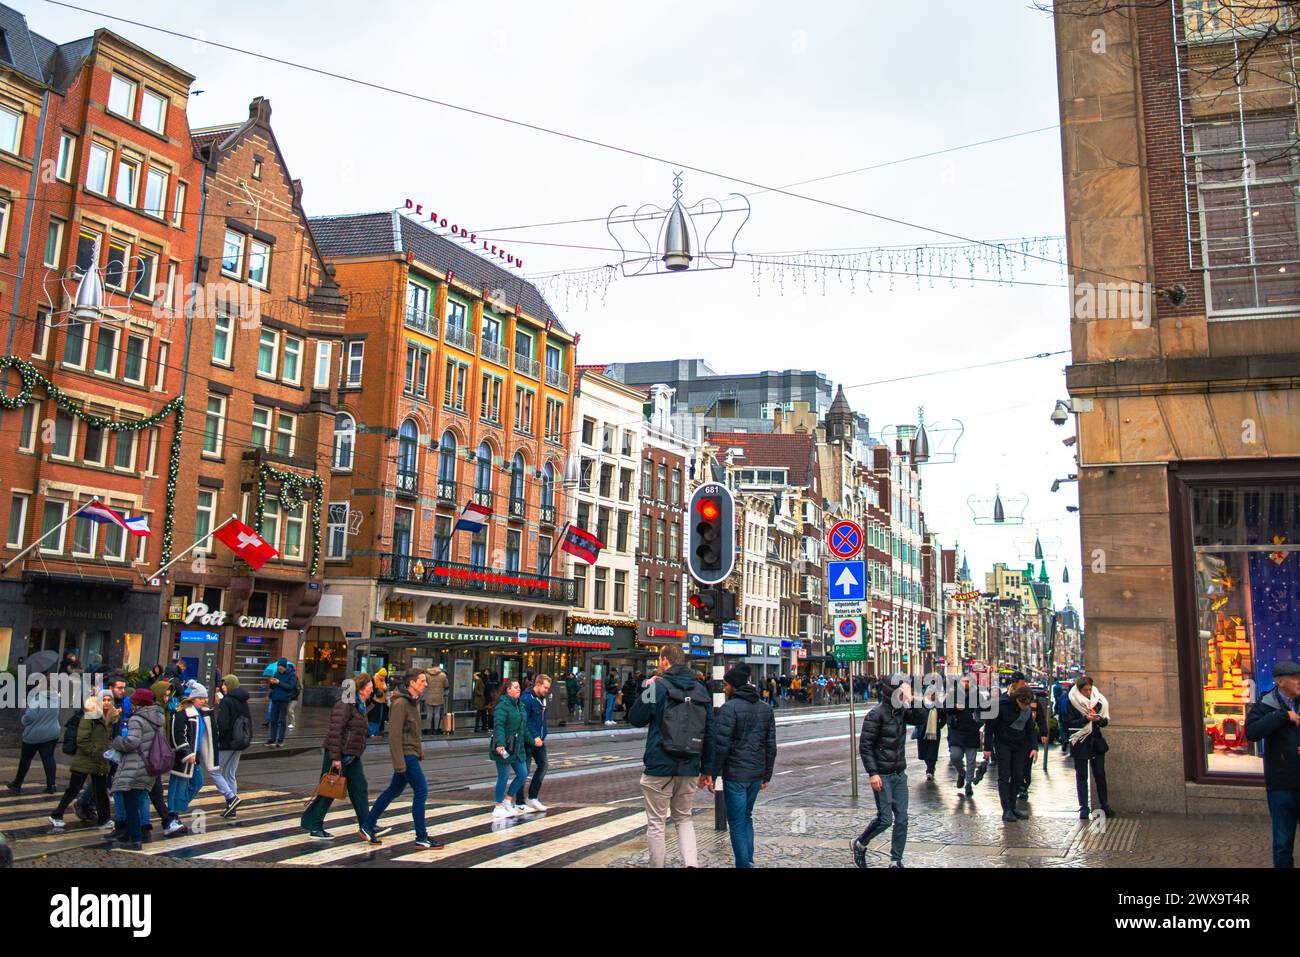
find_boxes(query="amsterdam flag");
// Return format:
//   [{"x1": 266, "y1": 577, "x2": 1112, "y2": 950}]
[{"x1": 559, "y1": 525, "x2": 604, "y2": 565}]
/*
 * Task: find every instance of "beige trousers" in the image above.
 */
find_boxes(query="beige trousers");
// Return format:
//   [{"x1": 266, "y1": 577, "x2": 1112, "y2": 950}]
[{"x1": 639, "y1": 773, "x2": 699, "y2": 868}]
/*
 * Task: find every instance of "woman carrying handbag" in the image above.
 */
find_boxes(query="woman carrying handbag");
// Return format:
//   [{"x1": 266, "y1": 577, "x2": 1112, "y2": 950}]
[{"x1": 301, "y1": 673, "x2": 374, "y2": 840}]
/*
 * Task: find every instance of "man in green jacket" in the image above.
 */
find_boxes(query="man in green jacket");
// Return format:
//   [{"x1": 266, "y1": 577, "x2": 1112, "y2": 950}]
[
  {"x1": 628, "y1": 644, "x2": 715, "y2": 868},
  {"x1": 359, "y1": 669, "x2": 441, "y2": 850}
]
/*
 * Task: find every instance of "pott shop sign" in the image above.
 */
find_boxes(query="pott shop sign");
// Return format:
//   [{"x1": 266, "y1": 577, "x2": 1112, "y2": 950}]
[{"x1": 183, "y1": 602, "x2": 289, "y2": 631}]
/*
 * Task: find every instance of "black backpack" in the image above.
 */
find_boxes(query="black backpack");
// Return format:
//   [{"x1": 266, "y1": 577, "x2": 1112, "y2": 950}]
[
  {"x1": 227, "y1": 709, "x2": 252, "y2": 751},
  {"x1": 659, "y1": 680, "x2": 709, "y2": 760},
  {"x1": 62, "y1": 711, "x2": 82, "y2": 756}
]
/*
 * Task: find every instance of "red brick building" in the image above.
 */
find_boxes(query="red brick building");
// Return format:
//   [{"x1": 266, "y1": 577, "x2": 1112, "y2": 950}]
[{"x1": 0, "y1": 10, "x2": 200, "y2": 672}]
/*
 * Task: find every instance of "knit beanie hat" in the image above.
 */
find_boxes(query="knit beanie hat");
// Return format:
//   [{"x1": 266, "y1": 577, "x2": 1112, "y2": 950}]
[
  {"x1": 185, "y1": 681, "x2": 209, "y2": 699},
  {"x1": 222, "y1": 674, "x2": 240, "y2": 691},
  {"x1": 131, "y1": 688, "x2": 154, "y2": 707},
  {"x1": 723, "y1": 665, "x2": 751, "y2": 688},
  {"x1": 150, "y1": 680, "x2": 172, "y2": 703}
]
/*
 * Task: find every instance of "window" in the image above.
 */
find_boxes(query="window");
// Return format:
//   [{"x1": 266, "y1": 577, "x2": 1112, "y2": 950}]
[
  {"x1": 541, "y1": 462, "x2": 555, "y2": 508},
  {"x1": 434, "y1": 515, "x2": 451, "y2": 561},
  {"x1": 75, "y1": 230, "x2": 99, "y2": 277},
  {"x1": 509, "y1": 452, "x2": 525, "y2": 504},
  {"x1": 83, "y1": 423, "x2": 105, "y2": 466},
  {"x1": 332, "y1": 413, "x2": 355, "y2": 470},
  {"x1": 573, "y1": 565, "x2": 587, "y2": 607},
  {"x1": 113, "y1": 428, "x2": 136, "y2": 471},
  {"x1": 123, "y1": 335, "x2": 146, "y2": 384},
  {"x1": 602, "y1": 424, "x2": 614, "y2": 454},
  {"x1": 259, "y1": 499, "x2": 281, "y2": 553},
  {"x1": 172, "y1": 182, "x2": 185, "y2": 227},
  {"x1": 657, "y1": 463, "x2": 667, "y2": 501},
  {"x1": 7, "y1": 492, "x2": 28, "y2": 548},
  {"x1": 505, "y1": 529, "x2": 521, "y2": 571},
  {"x1": 438, "y1": 431, "x2": 458, "y2": 482},
  {"x1": 514, "y1": 386, "x2": 534, "y2": 433},
  {"x1": 93, "y1": 325, "x2": 118, "y2": 375},
  {"x1": 313, "y1": 340, "x2": 332, "y2": 388},
  {"x1": 203, "y1": 396, "x2": 225, "y2": 457},
  {"x1": 640, "y1": 514, "x2": 651, "y2": 554},
  {"x1": 475, "y1": 442, "x2": 493, "y2": 492},
  {"x1": 669, "y1": 522, "x2": 680, "y2": 560},
  {"x1": 654, "y1": 579, "x2": 665, "y2": 622},
  {"x1": 39, "y1": 499, "x2": 68, "y2": 554},
  {"x1": 212, "y1": 313, "x2": 233, "y2": 365},
  {"x1": 582, "y1": 418, "x2": 595, "y2": 447},
  {"x1": 398, "y1": 420, "x2": 419, "y2": 481},
  {"x1": 326, "y1": 503, "x2": 349, "y2": 559},
  {"x1": 671, "y1": 467, "x2": 681, "y2": 505},
  {"x1": 479, "y1": 373, "x2": 502, "y2": 422},
  {"x1": 247, "y1": 239, "x2": 270, "y2": 288},
  {"x1": 55, "y1": 133, "x2": 75, "y2": 181},
  {"x1": 43, "y1": 219, "x2": 63, "y2": 268},
  {"x1": 614, "y1": 570, "x2": 627, "y2": 613},
  {"x1": 537, "y1": 535, "x2": 552, "y2": 575},
  {"x1": 86, "y1": 143, "x2": 111, "y2": 195},
  {"x1": 668, "y1": 580, "x2": 679, "y2": 622},
  {"x1": 132, "y1": 250, "x2": 157, "y2": 300},
  {"x1": 656, "y1": 519, "x2": 666, "y2": 558},
  {"x1": 32, "y1": 310, "x2": 48, "y2": 358},
  {"x1": 51, "y1": 411, "x2": 74, "y2": 459},
  {"x1": 597, "y1": 507, "x2": 610, "y2": 544},
  {"x1": 594, "y1": 567, "x2": 607, "y2": 610},
  {"x1": 619, "y1": 468, "x2": 633, "y2": 501},
  {"x1": 622, "y1": 430, "x2": 634, "y2": 457},
  {"x1": 275, "y1": 412, "x2": 296, "y2": 456},
  {"x1": 143, "y1": 167, "x2": 167, "y2": 216},
  {"x1": 250, "y1": 406, "x2": 271, "y2": 450},
  {"x1": 195, "y1": 490, "x2": 216, "y2": 554},
  {"x1": 446, "y1": 297, "x2": 468, "y2": 330},
  {"x1": 642, "y1": 459, "x2": 653, "y2": 496},
  {"x1": 0, "y1": 104, "x2": 19, "y2": 154},
  {"x1": 403, "y1": 342, "x2": 429, "y2": 397},
  {"x1": 282, "y1": 336, "x2": 302, "y2": 385},
  {"x1": 105, "y1": 240, "x2": 129, "y2": 291},
  {"x1": 616, "y1": 511, "x2": 630, "y2": 552},
  {"x1": 139, "y1": 89, "x2": 166, "y2": 133},
  {"x1": 640, "y1": 574, "x2": 650, "y2": 617},
  {"x1": 19, "y1": 404, "x2": 35, "y2": 452},
  {"x1": 257, "y1": 329, "x2": 278, "y2": 377},
  {"x1": 544, "y1": 398, "x2": 564, "y2": 443},
  {"x1": 102, "y1": 502, "x2": 130, "y2": 562},
  {"x1": 221, "y1": 230, "x2": 245, "y2": 277},
  {"x1": 1194, "y1": 112, "x2": 1300, "y2": 314},
  {"x1": 283, "y1": 504, "x2": 304, "y2": 561},
  {"x1": 599, "y1": 463, "x2": 613, "y2": 498},
  {"x1": 405, "y1": 281, "x2": 431, "y2": 330},
  {"x1": 345, "y1": 341, "x2": 364, "y2": 387},
  {"x1": 514, "y1": 328, "x2": 533, "y2": 360},
  {"x1": 114, "y1": 156, "x2": 139, "y2": 206},
  {"x1": 107, "y1": 74, "x2": 137, "y2": 119}
]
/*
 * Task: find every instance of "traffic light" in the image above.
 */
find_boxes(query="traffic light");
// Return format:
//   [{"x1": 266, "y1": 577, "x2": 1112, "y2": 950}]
[
  {"x1": 687, "y1": 482, "x2": 735, "y2": 585},
  {"x1": 689, "y1": 586, "x2": 737, "y2": 624}
]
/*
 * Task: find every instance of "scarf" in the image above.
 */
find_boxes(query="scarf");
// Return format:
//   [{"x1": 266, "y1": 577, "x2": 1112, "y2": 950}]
[
  {"x1": 1067, "y1": 684, "x2": 1109, "y2": 747},
  {"x1": 924, "y1": 706, "x2": 939, "y2": 740},
  {"x1": 1010, "y1": 703, "x2": 1033, "y2": 731}
]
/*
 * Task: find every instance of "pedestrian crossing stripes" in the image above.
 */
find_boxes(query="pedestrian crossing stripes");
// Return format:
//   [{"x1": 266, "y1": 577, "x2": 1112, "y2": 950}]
[
  {"x1": 0, "y1": 789, "x2": 289, "y2": 839},
  {"x1": 115, "y1": 798, "x2": 646, "y2": 867}
]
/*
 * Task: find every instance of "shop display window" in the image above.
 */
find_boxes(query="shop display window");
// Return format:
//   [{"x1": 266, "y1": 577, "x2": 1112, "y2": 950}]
[{"x1": 1190, "y1": 483, "x2": 1300, "y2": 775}]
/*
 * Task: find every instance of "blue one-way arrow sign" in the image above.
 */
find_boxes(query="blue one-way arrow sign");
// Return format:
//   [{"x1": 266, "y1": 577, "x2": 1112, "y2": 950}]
[{"x1": 827, "y1": 560, "x2": 866, "y2": 601}]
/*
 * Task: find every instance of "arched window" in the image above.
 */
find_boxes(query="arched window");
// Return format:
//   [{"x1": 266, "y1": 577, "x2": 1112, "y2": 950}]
[
  {"x1": 510, "y1": 452, "x2": 525, "y2": 502},
  {"x1": 438, "y1": 431, "x2": 457, "y2": 481},
  {"x1": 332, "y1": 413, "x2": 355, "y2": 470},
  {"x1": 541, "y1": 461, "x2": 555, "y2": 508},
  {"x1": 398, "y1": 420, "x2": 419, "y2": 478},
  {"x1": 475, "y1": 442, "x2": 492, "y2": 492}
]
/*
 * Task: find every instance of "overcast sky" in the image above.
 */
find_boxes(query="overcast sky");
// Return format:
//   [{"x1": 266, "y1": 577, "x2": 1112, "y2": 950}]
[{"x1": 23, "y1": 0, "x2": 1083, "y2": 612}]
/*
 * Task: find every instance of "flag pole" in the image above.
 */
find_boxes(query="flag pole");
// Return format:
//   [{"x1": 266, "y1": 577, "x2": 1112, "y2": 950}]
[
  {"x1": 143, "y1": 513, "x2": 239, "y2": 583},
  {"x1": 1, "y1": 496, "x2": 100, "y2": 572},
  {"x1": 543, "y1": 521, "x2": 570, "y2": 577}
]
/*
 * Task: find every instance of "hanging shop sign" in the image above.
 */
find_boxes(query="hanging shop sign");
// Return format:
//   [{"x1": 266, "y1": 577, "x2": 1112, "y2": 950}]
[
  {"x1": 954, "y1": 590, "x2": 982, "y2": 603},
  {"x1": 567, "y1": 616, "x2": 636, "y2": 646},
  {"x1": 404, "y1": 199, "x2": 525, "y2": 269}
]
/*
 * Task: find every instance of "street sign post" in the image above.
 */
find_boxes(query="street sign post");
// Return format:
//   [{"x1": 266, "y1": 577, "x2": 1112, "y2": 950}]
[
  {"x1": 829, "y1": 599, "x2": 866, "y2": 618},
  {"x1": 827, "y1": 560, "x2": 867, "y2": 602},
  {"x1": 833, "y1": 616, "x2": 866, "y2": 662},
  {"x1": 827, "y1": 520, "x2": 863, "y2": 560}
]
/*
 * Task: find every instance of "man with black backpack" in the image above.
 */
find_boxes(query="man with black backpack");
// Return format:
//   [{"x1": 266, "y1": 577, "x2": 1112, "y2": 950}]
[
  {"x1": 628, "y1": 644, "x2": 715, "y2": 868},
  {"x1": 211, "y1": 675, "x2": 252, "y2": 818}
]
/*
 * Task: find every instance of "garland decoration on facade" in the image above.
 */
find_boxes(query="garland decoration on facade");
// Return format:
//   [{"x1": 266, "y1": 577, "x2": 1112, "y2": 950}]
[
  {"x1": 254, "y1": 462, "x2": 325, "y2": 577},
  {"x1": 0, "y1": 355, "x2": 186, "y2": 566}
]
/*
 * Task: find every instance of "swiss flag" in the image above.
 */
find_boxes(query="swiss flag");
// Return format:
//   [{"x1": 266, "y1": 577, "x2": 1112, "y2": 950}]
[{"x1": 214, "y1": 519, "x2": 279, "y2": 570}]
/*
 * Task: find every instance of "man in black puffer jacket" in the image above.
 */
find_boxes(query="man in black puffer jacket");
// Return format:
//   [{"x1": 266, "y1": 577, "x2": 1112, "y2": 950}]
[
  {"x1": 984, "y1": 685, "x2": 1040, "y2": 822},
  {"x1": 944, "y1": 674, "x2": 988, "y2": 797},
  {"x1": 708, "y1": 666, "x2": 777, "y2": 869},
  {"x1": 852, "y1": 674, "x2": 925, "y2": 869}
]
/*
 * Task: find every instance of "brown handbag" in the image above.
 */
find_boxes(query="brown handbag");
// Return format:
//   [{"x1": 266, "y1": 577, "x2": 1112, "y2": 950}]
[
  {"x1": 439, "y1": 712, "x2": 455, "y2": 733},
  {"x1": 316, "y1": 768, "x2": 347, "y2": 800}
]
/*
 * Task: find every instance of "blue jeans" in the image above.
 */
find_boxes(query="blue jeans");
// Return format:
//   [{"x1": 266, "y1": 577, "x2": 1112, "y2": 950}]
[
  {"x1": 121, "y1": 789, "x2": 148, "y2": 843},
  {"x1": 1267, "y1": 789, "x2": 1298, "y2": 868},
  {"x1": 605, "y1": 693, "x2": 617, "y2": 722},
  {"x1": 363, "y1": 755, "x2": 428, "y2": 843},
  {"x1": 267, "y1": 699, "x2": 290, "y2": 743},
  {"x1": 494, "y1": 758, "x2": 527, "y2": 803},
  {"x1": 859, "y1": 770, "x2": 909, "y2": 863},
  {"x1": 723, "y1": 779, "x2": 763, "y2": 868}
]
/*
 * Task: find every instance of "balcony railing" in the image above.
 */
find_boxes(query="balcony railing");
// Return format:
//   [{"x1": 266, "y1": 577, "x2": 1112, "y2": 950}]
[
  {"x1": 378, "y1": 553, "x2": 578, "y2": 605},
  {"x1": 540, "y1": 503, "x2": 556, "y2": 526},
  {"x1": 436, "y1": 477, "x2": 457, "y2": 503},
  {"x1": 445, "y1": 323, "x2": 475, "y2": 352},
  {"x1": 513, "y1": 351, "x2": 540, "y2": 378},
  {"x1": 508, "y1": 495, "x2": 526, "y2": 520},
  {"x1": 480, "y1": 338, "x2": 509, "y2": 366},
  {"x1": 396, "y1": 471, "x2": 418, "y2": 496},
  {"x1": 404, "y1": 307, "x2": 436, "y2": 335},
  {"x1": 471, "y1": 487, "x2": 493, "y2": 509},
  {"x1": 544, "y1": 365, "x2": 569, "y2": 391}
]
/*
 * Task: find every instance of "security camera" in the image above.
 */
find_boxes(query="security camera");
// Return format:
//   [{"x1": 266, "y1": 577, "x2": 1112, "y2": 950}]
[
  {"x1": 1158, "y1": 283, "x2": 1188, "y2": 307},
  {"x1": 1066, "y1": 506, "x2": 1079, "y2": 513},
  {"x1": 1062, "y1": 436, "x2": 1077, "y2": 447},
  {"x1": 1051, "y1": 479, "x2": 1061, "y2": 493},
  {"x1": 1050, "y1": 401, "x2": 1070, "y2": 427}
]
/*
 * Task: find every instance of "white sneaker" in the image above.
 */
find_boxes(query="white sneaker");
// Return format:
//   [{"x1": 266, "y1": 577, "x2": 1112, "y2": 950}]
[
  {"x1": 508, "y1": 801, "x2": 529, "y2": 816},
  {"x1": 492, "y1": 803, "x2": 514, "y2": 819},
  {"x1": 48, "y1": 816, "x2": 65, "y2": 829},
  {"x1": 526, "y1": 798, "x2": 548, "y2": 812},
  {"x1": 288, "y1": 724, "x2": 295, "y2": 731},
  {"x1": 164, "y1": 819, "x2": 186, "y2": 836},
  {"x1": 604, "y1": 720, "x2": 616, "y2": 726}
]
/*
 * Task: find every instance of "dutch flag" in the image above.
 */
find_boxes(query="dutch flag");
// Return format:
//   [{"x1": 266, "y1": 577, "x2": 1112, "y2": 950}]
[
  {"x1": 453, "y1": 501, "x2": 492, "y2": 534},
  {"x1": 81, "y1": 502, "x2": 152, "y2": 537}
]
